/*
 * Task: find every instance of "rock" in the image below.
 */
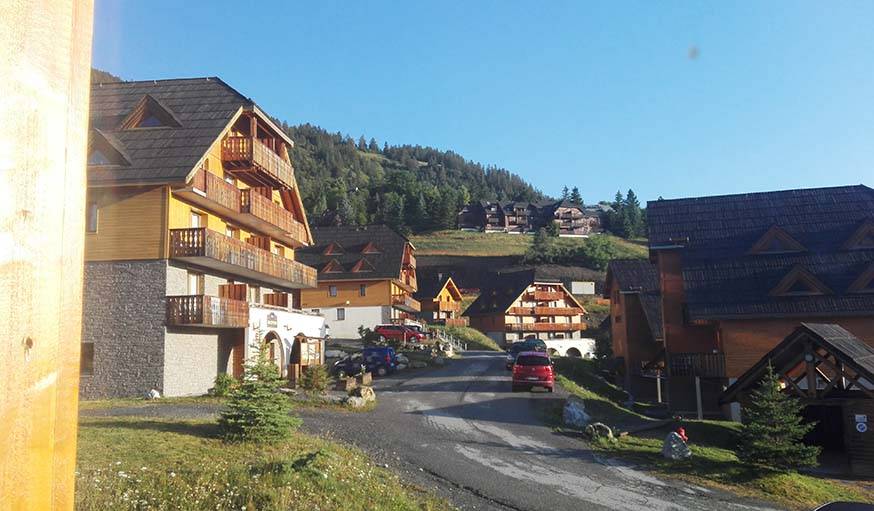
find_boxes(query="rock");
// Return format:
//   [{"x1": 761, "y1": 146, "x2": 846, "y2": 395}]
[
  {"x1": 396, "y1": 363, "x2": 408, "y2": 371},
  {"x1": 346, "y1": 396, "x2": 367, "y2": 408},
  {"x1": 351, "y1": 385, "x2": 376, "y2": 403},
  {"x1": 585, "y1": 422, "x2": 614, "y2": 441},
  {"x1": 662, "y1": 431, "x2": 692, "y2": 460},
  {"x1": 396, "y1": 354, "x2": 410, "y2": 364},
  {"x1": 562, "y1": 396, "x2": 590, "y2": 429},
  {"x1": 146, "y1": 388, "x2": 161, "y2": 400},
  {"x1": 410, "y1": 361, "x2": 428, "y2": 369}
]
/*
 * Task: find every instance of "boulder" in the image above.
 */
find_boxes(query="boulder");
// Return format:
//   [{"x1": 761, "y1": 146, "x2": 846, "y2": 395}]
[
  {"x1": 562, "y1": 396, "x2": 590, "y2": 429},
  {"x1": 584, "y1": 422, "x2": 614, "y2": 441},
  {"x1": 396, "y1": 354, "x2": 410, "y2": 364},
  {"x1": 410, "y1": 361, "x2": 428, "y2": 369},
  {"x1": 346, "y1": 396, "x2": 367, "y2": 408},
  {"x1": 661, "y1": 431, "x2": 692, "y2": 460},
  {"x1": 146, "y1": 388, "x2": 161, "y2": 400},
  {"x1": 351, "y1": 385, "x2": 376, "y2": 403},
  {"x1": 396, "y1": 363, "x2": 408, "y2": 371}
]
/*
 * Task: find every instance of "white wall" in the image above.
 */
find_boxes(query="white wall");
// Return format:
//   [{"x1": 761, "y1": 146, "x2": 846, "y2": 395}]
[
  {"x1": 246, "y1": 305, "x2": 327, "y2": 365},
  {"x1": 570, "y1": 281, "x2": 595, "y2": 295},
  {"x1": 545, "y1": 338, "x2": 596, "y2": 358},
  {"x1": 311, "y1": 306, "x2": 389, "y2": 339}
]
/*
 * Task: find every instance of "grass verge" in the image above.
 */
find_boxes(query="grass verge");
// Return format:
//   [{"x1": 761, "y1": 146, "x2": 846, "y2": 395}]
[
  {"x1": 76, "y1": 415, "x2": 450, "y2": 511},
  {"x1": 432, "y1": 325, "x2": 502, "y2": 351},
  {"x1": 553, "y1": 358, "x2": 874, "y2": 510}
]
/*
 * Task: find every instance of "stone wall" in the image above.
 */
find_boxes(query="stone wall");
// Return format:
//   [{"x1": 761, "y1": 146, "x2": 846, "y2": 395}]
[
  {"x1": 163, "y1": 329, "x2": 235, "y2": 396},
  {"x1": 80, "y1": 260, "x2": 167, "y2": 398}
]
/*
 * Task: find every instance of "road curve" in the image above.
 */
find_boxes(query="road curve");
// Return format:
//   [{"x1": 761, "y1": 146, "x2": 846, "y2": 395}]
[{"x1": 299, "y1": 351, "x2": 780, "y2": 511}]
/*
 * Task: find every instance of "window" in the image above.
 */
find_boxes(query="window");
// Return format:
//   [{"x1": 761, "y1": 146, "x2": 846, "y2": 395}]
[
  {"x1": 187, "y1": 271, "x2": 204, "y2": 295},
  {"x1": 80, "y1": 342, "x2": 94, "y2": 376},
  {"x1": 225, "y1": 225, "x2": 239, "y2": 239},
  {"x1": 328, "y1": 285, "x2": 338, "y2": 297},
  {"x1": 248, "y1": 285, "x2": 261, "y2": 303},
  {"x1": 190, "y1": 211, "x2": 205, "y2": 228},
  {"x1": 311, "y1": 308, "x2": 320, "y2": 314},
  {"x1": 359, "y1": 284, "x2": 367, "y2": 296},
  {"x1": 88, "y1": 149, "x2": 111, "y2": 166},
  {"x1": 86, "y1": 202, "x2": 98, "y2": 233},
  {"x1": 337, "y1": 308, "x2": 346, "y2": 321}
]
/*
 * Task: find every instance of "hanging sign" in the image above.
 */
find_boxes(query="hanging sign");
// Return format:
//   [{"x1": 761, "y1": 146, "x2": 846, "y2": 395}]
[
  {"x1": 856, "y1": 422, "x2": 868, "y2": 434},
  {"x1": 855, "y1": 414, "x2": 868, "y2": 423}
]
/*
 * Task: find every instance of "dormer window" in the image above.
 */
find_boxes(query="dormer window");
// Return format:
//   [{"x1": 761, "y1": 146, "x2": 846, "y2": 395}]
[
  {"x1": 351, "y1": 259, "x2": 375, "y2": 273},
  {"x1": 843, "y1": 219, "x2": 874, "y2": 251},
  {"x1": 87, "y1": 130, "x2": 130, "y2": 166},
  {"x1": 120, "y1": 94, "x2": 182, "y2": 130},
  {"x1": 321, "y1": 259, "x2": 343, "y2": 273},
  {"x1": 361, "y1": 242, "x2": 381, "y2": 254},
  {"x1": 323, "y1": 242, "x2": 344, "y2": 255},
  {"x1": 848, "y1": 263, "x2": 874, "y2": 294},
  {"x1": 770, "y1": 266, "x2": 831, "y2": 297},
  {"x1": 88, "y1": 149, "x2": 111, "y2": 166},
  {"x1": 749, "y1": 226, "x2": 805, "y2": 255}
]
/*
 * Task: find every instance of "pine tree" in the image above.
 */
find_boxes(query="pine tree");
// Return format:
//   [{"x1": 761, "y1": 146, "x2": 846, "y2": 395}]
[
  {"x1": 219, "y1": 335, "x2": 301, "y2": 443},
  {"x1": 737, "y1": 364, "x2": 820, "y2": 470},
  {"x1": 561, "y1": 186, "x2": 570, "y2": 201},
  {"x1": 623, "y1": 189, "x2": 643, "y2": 238},
  {"x1": 368, "y1": 137, "x2": 379, "y2": 152},
  {"x1": 570, "y1": 187, "x2": 583, "y2": 205},
  {"x1": 357, "y1": 136, "x2": 367, "y2": 151},
  {"x1": 337, "y1": 196, "x2": 354, "y2": 225}
]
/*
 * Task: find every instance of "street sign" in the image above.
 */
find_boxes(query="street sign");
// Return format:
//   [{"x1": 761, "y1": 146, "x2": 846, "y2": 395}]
[
  {"x1": 855, "y1": 414, "x2": 868, "y2": 423},
  {"x1": 856, "y1": 422, "x2": 868, "y2": 434}
]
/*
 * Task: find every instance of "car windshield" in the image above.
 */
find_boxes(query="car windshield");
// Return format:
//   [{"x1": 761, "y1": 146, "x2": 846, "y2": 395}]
[{"x1": 516, "y1": 355, "x2": 550, "y2": 366}]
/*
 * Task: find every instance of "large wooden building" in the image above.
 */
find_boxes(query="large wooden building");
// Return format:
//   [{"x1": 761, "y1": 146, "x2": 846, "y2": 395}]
[
  {"x1": 464, "y1": 270, "x2": 587, "y2": 346},
  {"x1": 82, "y1": 77, "x2": 325, "y2": 398},
  {"x1": 414, "y1": 274, "x2": 467, "y2": 326},
  {"x1": 457, "y1": 200, "x2": 602, "y2": 237},
  {"x1": 296, "y1": 225, "x2": 419, "y2": 338}
]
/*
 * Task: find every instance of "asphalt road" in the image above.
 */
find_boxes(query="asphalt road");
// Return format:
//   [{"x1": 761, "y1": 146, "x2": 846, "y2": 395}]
[{"x1": 297, "y1": 351, "x2": 780, "y2": 511}]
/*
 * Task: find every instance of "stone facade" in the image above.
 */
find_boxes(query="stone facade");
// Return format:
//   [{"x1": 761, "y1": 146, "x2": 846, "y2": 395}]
[
  {"x1": 80, "y1": 260, "x2": 168, "y2": 398},
  {"x1": 164, "y1": 329, "x2": 238, "y2": 397}
]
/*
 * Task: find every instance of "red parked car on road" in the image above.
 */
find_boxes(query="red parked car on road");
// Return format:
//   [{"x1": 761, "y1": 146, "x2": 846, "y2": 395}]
[
  {"x1": 511, "y1": 351, "x2": 554, "y2": 392},
  {"x1": 373, "y1": 324, "x2": 427, "y2": 343}
]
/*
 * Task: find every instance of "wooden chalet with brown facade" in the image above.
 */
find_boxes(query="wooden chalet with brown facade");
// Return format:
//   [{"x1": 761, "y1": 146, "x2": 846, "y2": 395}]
[{"x1": 414, "y1": 275, "x2": 467, "y2": 327}]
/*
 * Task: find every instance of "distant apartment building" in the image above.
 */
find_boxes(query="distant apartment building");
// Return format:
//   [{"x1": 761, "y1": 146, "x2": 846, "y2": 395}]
[
  {"x1": 82, "y1": 77, "x2": 324, "y2": 398},
  {"x1": 457, "y1": 200, "x2": 603, "y2": 236},
  {"x1": 296, "y1": 225, "x2": 419, "y2": 338},
  {"x1": 464, "y1": 270, "x2": 587, "y2": 345}
]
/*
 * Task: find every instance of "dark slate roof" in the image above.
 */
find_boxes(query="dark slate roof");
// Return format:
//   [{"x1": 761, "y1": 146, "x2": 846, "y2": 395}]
[
  {"x1": 295, "y1": 225, "x2": 409, "y2": 282},
  {"x1": 638, "y1": 294, "x2": 664, "y2": 342},
  {"x1": 605, "y1": 259, "x2": 659, "y2": 293},
  {"x1": 720, "y1": 323, "x2": 874, "y2": 404},
  {"x1": 414, "y1": 274, "x2": 454, "y2": 301},
  {"x1": 88, "y1": 77, "x2": 252, "y2": 185},
  {"x1": 646, "y1": 185, "x2": 874, "y2": 320},
  {"x1": 463, "y1": 270, "x2": 534, "y2": 316}
]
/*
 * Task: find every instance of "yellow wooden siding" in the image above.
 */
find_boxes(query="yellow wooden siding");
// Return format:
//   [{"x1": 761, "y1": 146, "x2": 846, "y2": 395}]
[
  {"x1": 300, "y1": 280, "x2": 391, "y2": 308},
  {"x1": 85, "y1": 186, "x2": 167, "y2": 261}
]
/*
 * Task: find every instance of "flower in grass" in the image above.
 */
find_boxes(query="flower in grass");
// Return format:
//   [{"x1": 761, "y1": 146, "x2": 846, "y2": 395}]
[{"x1": 169, "y1": 472, "x2": 176, "y2": 478}]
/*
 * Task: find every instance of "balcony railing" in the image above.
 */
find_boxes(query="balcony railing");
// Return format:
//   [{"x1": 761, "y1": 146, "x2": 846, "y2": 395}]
[
  {"x1": 169, "y1": 228, "x2": 317, "y2": 289},
  {"x1": 190, "y1": 169, "x2": 241, "y2": 213},
  {"x1": 443, "y1": 317, "x2": 469, "y2": 327},
  {"x1": 508, "y1": 306, "x2": 582, "y2": 316},
  {"x1": 505, "y1": 322, "x2": 587, "y2": 332},
  {"x1": 166, "y1": 295, "x2": 249, "y2": 328},
  {"x1": 668, "y1": 352, "x2": 726, "y2": 378},
  {"x1": 531, "y1": 290, "x2": 564, "y2": 301},
  {"x1": 436, "y1": 301, "x2": 461, "y2": 312},
  {"x1": 241, "y1": 189, "x2": 308, "y2": 246},
  {"x1": 221, "y1": 136, "x2": 295, "y2": 189},
  {"x1": 391, "y1": 294, "x2": 421, "y2": 313},
  {"x1": 403, "y1": 253, "x2": 417, "y2": 269}
]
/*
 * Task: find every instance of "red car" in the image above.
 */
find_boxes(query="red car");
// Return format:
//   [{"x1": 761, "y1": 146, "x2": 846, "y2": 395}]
[
  {"x1": 511, "y1": 351, "x2": 554, "y2": 392},
  {"x1": 374, "y1": 324, "x2": 427, "y2": 343}
]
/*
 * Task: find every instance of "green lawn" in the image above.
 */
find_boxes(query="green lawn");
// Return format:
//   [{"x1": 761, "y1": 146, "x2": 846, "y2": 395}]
[
  {"x1": 431, "y1": 325, "x2": 502, "y2": 351},
  {"x1": 553, "y1": 358, "x2": 874, "y2": 510},
  {"x1": 410, "y1": 230, "x2": 647, "y2": 258},
  {"x1": 76, "y1": 414, "x2": 450, "y2": 511}
]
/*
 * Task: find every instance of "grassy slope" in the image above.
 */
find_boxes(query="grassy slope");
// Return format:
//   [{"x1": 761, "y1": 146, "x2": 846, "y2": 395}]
[
  {"x1": 552, "y1": 359, "x2": 874, "y2": 510},
  {"x1": 76, "y1": 414, "x2": 450, "y2": 511},
  {"x1": 410, "y1": 230, "x2": 647, "y2": 258},
  {"x1": 433, "y1": 325, "x2": 502, "y2": 351}
]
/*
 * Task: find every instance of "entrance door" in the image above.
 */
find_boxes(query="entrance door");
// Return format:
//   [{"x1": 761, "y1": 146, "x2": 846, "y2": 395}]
[{"x1": 804, "y1": 405, "x2": 845, "y2": 451}]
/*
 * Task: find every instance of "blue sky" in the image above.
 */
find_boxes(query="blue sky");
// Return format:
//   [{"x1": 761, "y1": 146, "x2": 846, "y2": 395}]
[{"x1": 93, "y1": 1, "x2": 874, "y2": 204}]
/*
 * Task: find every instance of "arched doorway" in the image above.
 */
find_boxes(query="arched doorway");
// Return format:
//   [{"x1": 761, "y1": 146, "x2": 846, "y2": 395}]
[
  {"x1": 566, "y1": 347, "x2": 582, "y2": 358},
  {"x1": 263, "y1": 331, "x2": 285, "y2": 377}
]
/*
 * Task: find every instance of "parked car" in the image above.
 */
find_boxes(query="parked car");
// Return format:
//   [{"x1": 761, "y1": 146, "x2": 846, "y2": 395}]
[
  {"x1": 505, "y1": 338, "x2": 548, "y2": 369},
  {"x1": 330, "y1": 354, "x2": 367, "y2": 379},
  {"x1": 511, "y1": 351, "x2": 555, "y2": 392},
  {"x1": 374, "y1": 324, "x2": 427, "y2": 344},
  {"x1": 361, "y1": 346, "x2": 399, "y2": 377}
]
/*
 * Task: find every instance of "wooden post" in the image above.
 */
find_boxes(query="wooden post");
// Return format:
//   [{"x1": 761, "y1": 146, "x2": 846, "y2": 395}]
[
  {"x1": 695, "y1": 376, "x2": 703, "y2": 420},
  {"x1": 0, "y1": 1, "x2": 94, "y2": 509}
]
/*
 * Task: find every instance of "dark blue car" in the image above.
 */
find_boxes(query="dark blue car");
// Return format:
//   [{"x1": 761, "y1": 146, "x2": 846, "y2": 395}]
[{"x1": 331, "y1": 346, "x2": 398, "y2": 378}]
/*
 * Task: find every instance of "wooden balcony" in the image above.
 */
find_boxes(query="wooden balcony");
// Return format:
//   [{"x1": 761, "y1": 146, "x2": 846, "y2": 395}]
[
  {"x1": 166, "y1": 295, "x2": 248, "y2": 328},
  {"x1": 668, "y1": 352, "x2": 726, "y2": 378},
  {"x1": 505, "y1": 322, "x2": 587, "y2": 333},
  {"x1": 508, "y1": 306, "x2": 583, "y2": 316},
  {"x1": 391, "y1": 294, "x2": 421, "y2": 313},
  {"x1": 169, "y1": 228, "x2": 317, "y2": 289},
  {"x1": 222, "y1": 136, "x2": 295, "y2": 189},
  {"x1": 175, "y1": 170, "x2": 308, "y2": 248},
  {"x1": 436, "y1": 301, "x2": 461, "y2": 312},
  {"x1": 443, "y1": 317, "x2": 469, "y2": 327},
  {"x1": 241, "y1": 189, "x2": 308, "y2": 248},
  {"x1": 403, "y1": 253, "x2": 416, "y2": 269},
  {"x1": 531, "y1": 290, "x2": 564, "y2": 301}
]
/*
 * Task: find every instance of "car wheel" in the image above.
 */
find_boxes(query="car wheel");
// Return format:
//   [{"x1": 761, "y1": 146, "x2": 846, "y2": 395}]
[{"x1": 376, "y1": 366, "x2": 388, "y2": 377}]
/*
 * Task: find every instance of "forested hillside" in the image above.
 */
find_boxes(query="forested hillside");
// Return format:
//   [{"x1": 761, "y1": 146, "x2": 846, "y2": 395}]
[{"x1": 277, "y1": 123, "x2": 544, "y2": 233}]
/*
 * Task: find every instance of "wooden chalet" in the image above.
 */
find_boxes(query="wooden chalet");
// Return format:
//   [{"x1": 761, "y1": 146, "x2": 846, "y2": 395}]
[
  {"x1": 414, "y1": 274, "x2": 467, "y2": 326},
  {"x1": 456, "y1": 200, "x2": 602, "y2": 237}
]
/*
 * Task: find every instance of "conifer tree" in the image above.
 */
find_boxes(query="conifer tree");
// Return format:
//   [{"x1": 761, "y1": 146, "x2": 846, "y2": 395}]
[
  {"x1": 219, "y1": 334, "x2": 300, "y2": 443},
  {"x1": 570, "y1": 187, "x2": 583, "y2": 205},
  {"x1": 737, "y1": 364, "x2": 820, "y2": 470},
  {"x1": 561, "y1": 186, "x2": 570, "y2": 201}
]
